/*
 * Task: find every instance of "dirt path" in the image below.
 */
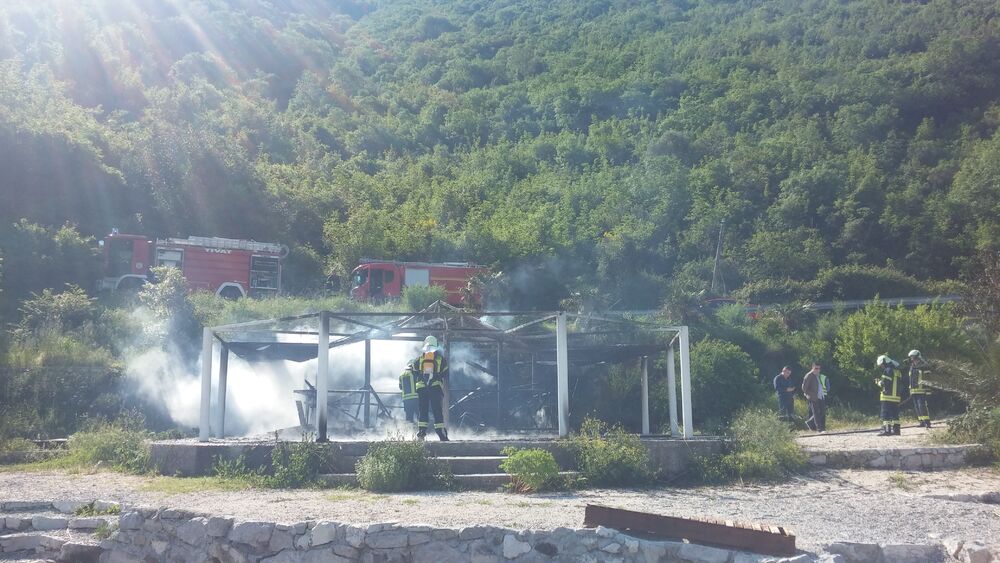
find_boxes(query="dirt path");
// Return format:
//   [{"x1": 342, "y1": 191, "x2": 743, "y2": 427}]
[
  {"x1": 2, "y1": 467, "x2": 998, "y2": 552},
  {"x1": 795, "y1": 422, "x2": 957, "y2": 451}
]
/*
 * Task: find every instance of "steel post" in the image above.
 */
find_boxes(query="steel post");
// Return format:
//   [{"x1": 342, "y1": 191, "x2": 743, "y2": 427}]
[
  {"x1": 679, "y1": 326, "x2": 693, "y2": 438},
  {"x1": 364, "y1": 339, "x2": 371, "y2": 429},
  {"x1": 556, "y1": 312, "x2": 570, "y2": 437},
  {"x1": 316, "y1": 312, "x2": 329, "y2": 441},
  {"x1": 667, "y1": 345, "x2": 679, "y2": 437},
  {"x1": 198, "y1": 328, "x2": 213, "y2": 442},
  {"x1": 216, "y1": 345, "x2": 229, "y2": 438},
  {"x1": 641, "y1": 356, "x2": 650, "y2": 435}
]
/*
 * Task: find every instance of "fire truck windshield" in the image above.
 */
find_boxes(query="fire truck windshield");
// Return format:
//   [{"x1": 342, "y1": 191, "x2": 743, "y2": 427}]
[{"x1": 352, "y1": 269, "x2": 368, "y2": 288}]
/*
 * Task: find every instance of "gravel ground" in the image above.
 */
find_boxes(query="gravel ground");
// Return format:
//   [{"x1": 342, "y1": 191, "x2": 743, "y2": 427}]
[
  {"x1": 796, "y1": 422, "x2": 958, "y2": 451},
  {"x1": 2, "y1": 467, "x2": 999, "y2": 552}
]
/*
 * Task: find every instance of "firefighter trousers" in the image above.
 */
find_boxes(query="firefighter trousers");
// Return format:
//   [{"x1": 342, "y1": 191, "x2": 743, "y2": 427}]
[
  {"x1": 880, "y1": 401, "x2": 900, "y2": 426},
  {"x1": 402, "y1": 397, "x2": 419, "y2": 423},
  {"x1": 912, "y1": 395, "x2": 930, "y2": 424},
  {"x1": 417, "y1": 386, "x2": 447, "y2": 440}
]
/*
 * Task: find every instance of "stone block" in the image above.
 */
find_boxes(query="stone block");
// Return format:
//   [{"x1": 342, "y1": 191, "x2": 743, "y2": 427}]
[
  {"x1": 595, "y1": 525, "x2": 616, "y2": 538},
  {"x1": 206, "y1": 516, "x2": 233, "y2": 537},
  {"x1": 68, "y1": 517, "x2": 105, "y2": 530},
  {"x1": 229, "y1": 521, "x2": 274, "y2": 546},
  {"x1": 963, "y1": 541, "x2": 993, "y2": 563},
  {"x1": 460, "y1": 526, "x2": 489, "y2": 540},
  {"x1": 503, "y1": 534, "x2": 531, "y2": 558},
  {"x1": 412, "y1": 542, "x2": 466, "y2": 563},
  {"x1": 777, "y1": 555, "x2": 812, "y2": 563},
  {"x1": 827, "y1": 542, "x2": 883, "y2": 563},
  {"x1": 2, "y1": 533, "x2": 42, "y2": 553},
  {"x1": 408, "y1": 532, "x2": 434, "y2": 546},
  {"x1": 52, "y1": 500, "x2": 87, "y2": 514},
  {"x1": 5, "y1": 517, "x2": 29, "y2": 531},
  {"x1": 677, "y1": 543, "x2": 731, "y2": 563},
  {"x1": 40, "y1": 535, "x2": 68, "y2": 550},
  {"x1": 92, "y1": 500, "x2": 119, "y2": 513},
  {"x1": 433, "y1": 528, "x2": 459, "y2": 541},
  {"x1": 152, "y1": 540, "x2": 169, "y2": 555},
  {"x1": 159, "y1": 508, "x2": 193, "y2": 519},
  {"x1": 32, "y1": 515, "x2": 69, "y2": 531},
  {"x1": 367, "y1": 531, "x2": 408, "y2": 549},
  {"x1": 57, "y1": 542, "x2": 102, "y2": 563},
  {"x1": 261, "y1": 550, "x2": 303, "y2": 563},
  {"x1": 2, "y1": 501, "x2": 50, "y2": 511},
  {"x1": 732, "y1": 553, "x2": 768, "y2": 563},
  {"x1": 310, "y1": 521, "x2": 339, "y2": 546},
  {"x1": 602, "y1": 542, "x2": 622, "y2": 553},
  {"x1": 119, "y1": 511, "x2": 143, "y2": 530},
  {"x1": 816, "y1": 555, "x2": 846, "y2": 563},
  {"x1": 344, "y1": 524, "x2": 366, "y2": 548},
  {"x1": 882, "y1": 543, "x2": 945, "y2": 563},
  {"x1": 269, "y1": 529, "x2": 294, "y2": 551},
  {"x1": 177, "y1": 517, "x2": 209, "y2": 546},
  {"x1": 333, "y1": 544, "x2": 360, "y2": 559}
]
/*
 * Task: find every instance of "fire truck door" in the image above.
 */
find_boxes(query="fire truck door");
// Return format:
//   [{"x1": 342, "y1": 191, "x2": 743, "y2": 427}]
[{"x1": 370, "y1": 269, "x2": 384, "y2": 298}]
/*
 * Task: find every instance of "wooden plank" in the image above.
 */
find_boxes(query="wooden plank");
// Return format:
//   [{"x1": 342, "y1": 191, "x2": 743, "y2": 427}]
[{"x1": 583, "y1": 504, "x2": 796, "y2": 557}]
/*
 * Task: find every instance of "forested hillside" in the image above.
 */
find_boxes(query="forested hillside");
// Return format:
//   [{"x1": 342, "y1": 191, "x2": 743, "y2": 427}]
[{"x1": 2, "y1": 0, "x2": 1000, "y2": 310}]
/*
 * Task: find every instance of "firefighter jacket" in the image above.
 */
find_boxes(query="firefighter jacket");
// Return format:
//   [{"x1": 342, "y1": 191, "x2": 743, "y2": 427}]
[
  {"x1": 908, "y1": 363, "x2": 930, "y2": 395},
  {"x1": 877, "y1": 365, "x2": 902, "y2": 403},
  {"x1": 415, "y1": 349, "x2": 448, "y2": 389},
  {"x1": 399, "y1": 359, "x2": 419, "y2": 401}
]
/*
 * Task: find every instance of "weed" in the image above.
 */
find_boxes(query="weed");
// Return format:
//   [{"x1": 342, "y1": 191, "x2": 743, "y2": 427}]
[
  {"x1": 402, "y1": 498, "x2": 419, "y2": 505},
  {"x1": 139, "y1": 476, "x2": 257, "y2": 494},
  {"x1": 500, "y1": 447, "x2": 562, "y2": 493},
  {"x1": 568, "y1": 418, "x2": 652, "y2": 487},
  {"x1": 267, "y1": 437, "x2": 330, "y2": 489},
  {"x1": 690, "y1": 409, "x2": 806, "y2": 484},
  {"x1": 355, "y1": 436, "x2": 452, "y2": 492},
  {"x1": 93, "y1": 520, "x2": 117, "y2": 540},
  {"x1": 887, "y1": 472, "x2": 913, "y2": 490},
  {"x1": 74, "y1": 502, "x2": 120, "y2": 516}
]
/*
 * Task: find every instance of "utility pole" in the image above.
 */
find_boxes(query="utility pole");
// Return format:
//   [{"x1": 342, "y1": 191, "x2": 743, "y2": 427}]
[{"x1": 711, "y1": 219, "x2": 726, "y2": 295}]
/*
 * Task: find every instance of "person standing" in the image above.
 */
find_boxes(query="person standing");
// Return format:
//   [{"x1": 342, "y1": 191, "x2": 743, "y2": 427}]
[
  {"x1": 774, "y1": 366, "x2": 796, "y2": 422},
  {"x1": 876, "y1": 355, "x2": 902, "y2": 436},
  {"x1": 398, "y1": 358, "x2": 420, "y2": 424},
  {"x1": 802, "y1": 362, "x2": 826, "y2": 432},
  {"x1": 907, "y1": 349, "x2": 932, "y2": 428},
  {"x1": 415, "y1": 335, "x2": 449, "y2": 441}
]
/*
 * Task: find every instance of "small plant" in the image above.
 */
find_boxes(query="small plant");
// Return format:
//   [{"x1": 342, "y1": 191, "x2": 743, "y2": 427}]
[
  {"x1": 267, "y1": 437, "x2": 329, "y2": 489},
  {"x1": 64, "y1": 416, "x2": 152, "y2": 474},
  {"x1": 568, "y1": 418, "x2": 652, "y2": 487},
  {"x1": 212, "y1": 455, "x2": 266, "y2": 487},
  {"x1": 0, "y1": 437, "x2": 35, "y2": 453},
  {"x1": 74, "y1": 502, "x2": 121, "y2": 516},
  {"x1": 93, "y1": 520, "x2": 117, "y2": 540},
  {"x1": 887, "y1": 472, "x2": 912, "y2": 490},
  {"x1": 402, "y1": 285, "x2": 447, "y2": 311},
  {"x1": 355, "y1": 436, "x2": 452, "y2": 492},
  {"x1": 500, "y1": 447, "x2": 562, "y2": 492},
  {"x1": 689, "y1": 409, "x2": 807, "y2": 484}
]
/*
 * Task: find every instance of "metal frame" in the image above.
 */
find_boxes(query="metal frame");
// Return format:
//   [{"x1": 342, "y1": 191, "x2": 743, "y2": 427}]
[{"x1": 198, "y1": 302, "x2": 694, "y2": 441}]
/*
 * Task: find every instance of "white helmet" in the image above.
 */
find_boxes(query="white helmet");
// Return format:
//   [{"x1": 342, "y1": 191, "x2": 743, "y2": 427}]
[
  {"x1": 908, "y1": 349, "x2": 921, "y2": 358},
  {"x1": 876, "y1": 355, "x2": 888, "y2": 367},
  {"x1": 423, "y1": 335, "x2": 438, "y2": 351}
]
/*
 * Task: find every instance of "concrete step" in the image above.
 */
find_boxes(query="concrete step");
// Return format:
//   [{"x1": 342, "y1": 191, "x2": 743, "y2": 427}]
[
  {"x1": 2, "y1": 512, "x2": 114, "y2": 535},
  {"x1": 437, "y1": 455, "x2": 506, "y2": 474}
]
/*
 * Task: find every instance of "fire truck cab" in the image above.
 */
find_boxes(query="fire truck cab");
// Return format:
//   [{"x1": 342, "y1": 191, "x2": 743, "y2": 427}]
[{"x1": 98, "y1": 232, "x2": 286, "y2": 298}]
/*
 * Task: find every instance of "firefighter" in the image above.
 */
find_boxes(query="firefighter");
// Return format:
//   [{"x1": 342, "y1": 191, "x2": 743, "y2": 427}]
[
  {"x1": 875, "y1": 355, "x2": 902, "y2": 436},
  {"x1": 415, "y1": 335, "x2": 449, "y2": 441},
  {"x1": 907, "y1": 349, "x2": 932, "y2": 428},
  {"x1": 399, "y1": 358, "x2": 420, "y2": 424}
]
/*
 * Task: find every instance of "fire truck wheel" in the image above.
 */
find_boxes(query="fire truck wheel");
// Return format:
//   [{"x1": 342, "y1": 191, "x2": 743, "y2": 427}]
[{"x1": 219, "y1": 286, "x2": 244, "y2": 300}]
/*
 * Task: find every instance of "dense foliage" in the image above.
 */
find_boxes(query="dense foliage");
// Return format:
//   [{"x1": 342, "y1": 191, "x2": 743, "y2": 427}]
[
  {"x1": 691, "y1": 408, "x2": 806, "y2": 483},
  {"x1": 2, "y1": 0, "x2": 1000, "y2": 311},
  {"x1": 355, "y1": 436, "x2": 452, "y2": 491},
  {"x1": 499, "y1": 447, "x2": 563, "y2": 492}
]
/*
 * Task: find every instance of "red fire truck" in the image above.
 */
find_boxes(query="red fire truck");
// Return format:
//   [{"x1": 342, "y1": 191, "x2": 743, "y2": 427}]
[
  {"x1": 97, "y1": 232, "x2": 287, "y2": 298},
  {"x1": 349, "y1": 260, "x2": 489, "y2": 306}
]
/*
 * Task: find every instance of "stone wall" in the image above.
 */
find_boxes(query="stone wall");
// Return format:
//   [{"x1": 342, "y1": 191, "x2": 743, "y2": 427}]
[
  {"x1": 805, "y1": 444, "x2": 980, "y2": 470},
  {"x1": 101, "y1": 508, "x2": 807, "y2": 563}
]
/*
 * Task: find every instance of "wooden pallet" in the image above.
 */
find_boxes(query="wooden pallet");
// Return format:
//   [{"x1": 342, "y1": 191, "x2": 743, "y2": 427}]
[{"x1": 583, "y1": 504, "x2": 796, "y2": 557}]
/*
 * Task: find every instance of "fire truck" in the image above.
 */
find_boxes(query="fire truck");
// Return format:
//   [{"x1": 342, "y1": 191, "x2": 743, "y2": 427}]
[
  {"x1": 349, "y1": 260, "x2": 489, "y2": 306},
  {"x1": 97, "y1": 232, "x2": 287, "y2": 298}
]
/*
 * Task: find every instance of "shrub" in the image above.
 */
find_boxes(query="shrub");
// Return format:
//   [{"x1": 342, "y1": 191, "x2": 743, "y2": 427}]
[
  {"x1": 500, "y1": 447, "x2": 562, "y2": 492},
  {"x1": 402, "y1": 284, "x2": 447, "y2": 311},
  {"x1": 355, "y1": 437, "x2": 452, "y2": 492},
  {"x1": 569, "y1": 418, "x2": 652, "y2": 487},
  {"x1": 268, "y1": 439, "x2": 330, "y2": 489},
  {"x1": 690, "y1": 409, "x2": 806, "y2": 484},
  {"x1": 690, "y1": 338, "x2": 764, "y2": 424},
  {"x1": 65, "y1": 417, "x2": 151, "y2": 474},
  {"x1": 944, "y1": 406, "x2": 1000, "y2": 462}
]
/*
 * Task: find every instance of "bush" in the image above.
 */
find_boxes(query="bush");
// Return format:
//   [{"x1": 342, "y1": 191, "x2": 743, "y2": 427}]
[
  {"x1": 944, "y1": 406, "x2": 1000, "y2": 462},
  {"x1": 500, "y1": 447, "x2": 562, "y2": 492},
  {"x1": 64, "y1": 417, "x2": 151, "y2": 474},
  {"x1": 691, "y1": 409, "x2": 806, "y2": 484},
  {"x1": 690, "y1": 338, "x2": 764, "y2": 425},
  {"x1": 402, "y1": 284, "x2": 447, "y2": 311},
  {"x1": 355, "y1": 437, "x2": 452, "y2": 492},
  {"x1": 569, "y1": 418, "x2": 652, "y2": 487},
  {"x1": 268, "y1": 439, "x2": 330, "y2": 489}
]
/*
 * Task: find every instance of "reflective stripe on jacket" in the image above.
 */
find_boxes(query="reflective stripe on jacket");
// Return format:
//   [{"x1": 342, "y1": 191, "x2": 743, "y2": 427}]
[{"x1": 879, "y1": 366, "x2": 901, "y2": 402}]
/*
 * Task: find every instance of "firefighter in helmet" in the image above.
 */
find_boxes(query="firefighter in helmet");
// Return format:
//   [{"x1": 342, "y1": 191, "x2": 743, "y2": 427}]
[
  {"x1": 399, "y1": 358, "x2": 420, "y2": 424},
  {"x1": 907, "y1": 349, "x2": 932, "y2": 428},
  {"x1": 415, "y1": 335, "x2": 449, "y2": 441},
  {"x1": 875, "y1": 355, "x2": 902, "y2": 436}
]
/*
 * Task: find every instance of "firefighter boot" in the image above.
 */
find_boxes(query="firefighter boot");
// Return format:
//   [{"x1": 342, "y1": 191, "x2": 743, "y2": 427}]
[
  {"x1": 925, "y1": 420, "x2": 932, "y2": 428},
  {"x1": 416, "y1": 429, "x2": 426, "y2": 441},
  {"x1": 436, "y1": 428, "x2": 449, "y2": 441},
  {"x1": 877, "y1": 424, "x2": 892, "y2": 437},
  {"x1": 892, "y1": 424, "x2": 901, "y2": 435}
]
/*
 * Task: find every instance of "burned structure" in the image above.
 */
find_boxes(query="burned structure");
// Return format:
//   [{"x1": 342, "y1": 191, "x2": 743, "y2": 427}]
[{"x1": 197, "y1": 302, "x2": 694, "y2": 441}]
